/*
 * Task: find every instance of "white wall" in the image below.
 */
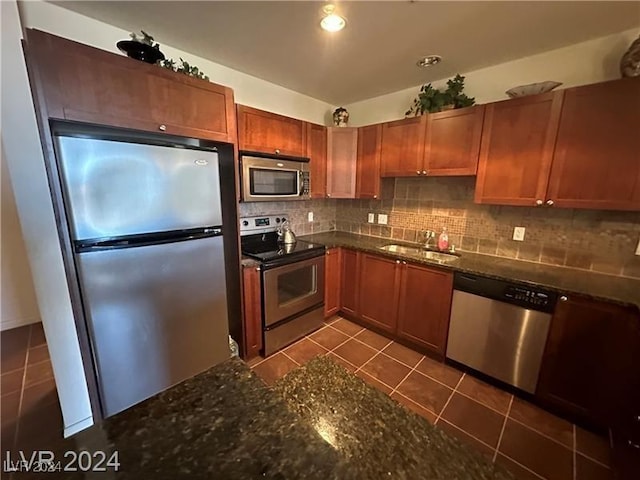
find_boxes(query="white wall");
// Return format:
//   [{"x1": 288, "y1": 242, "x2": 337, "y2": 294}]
[
  {"x1": 1, "y1": 0, "x2": 93, "y2": 436},
  {"x1": 344, "y1": 28, "x2": 639, "y2": 125},
  {"x1": 1, "y1": 144, "x2": 41, "y2": 331},
  {"x1": 18, "y1": 0, "x2": 335, "y2": 124}
]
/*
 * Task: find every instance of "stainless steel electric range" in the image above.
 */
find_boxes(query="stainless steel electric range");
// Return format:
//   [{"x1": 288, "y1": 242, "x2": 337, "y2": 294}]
[{"x1": 240, "y1": 215, "x2": 325, "y2": 356}]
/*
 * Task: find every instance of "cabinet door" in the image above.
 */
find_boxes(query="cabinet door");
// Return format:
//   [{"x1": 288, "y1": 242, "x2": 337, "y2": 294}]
[
  {"x1": 242, "y1": 265, "x2": 263, "y2": 359},
  {"x1": 536, "y1": 295, "x2": 640, "y2": 428},
  {"x1": 358, "y1": 254, "x2": 401, "y2": 333},
  {"x1": 380, "y1": 116, "x2": 427, "y2": 177},
  {"x1": 396, "y1": 263, "x2": 453, "y2": 357},
  {"x1": 26, "y1": 29, "x2": 235, "y2": 143},
  {"x1": 423, "y1": 106, "x2": 484, "y2": 176},
  {"x1": 324, "y1": 248, "x2": 341, "y2": 318},
  {"x1": 356, "y1": 124, "x2": 382, "y2": 199},
  {"x1": 475, "y1": 91, "x2": 563, "y2": 206},
  {"x1": 307, "y1": 123, "x2": 327, "y2": 199},
  {"x1": 340, "y1": 249, "x2": 360, "y2": 316},
  {"x1": 237, "y1": 105, "x2": 306, "y2": 157},
  {"x1": 547, "y1": 78, "x2": 640, "y2": 210},
  {"x1": 326, "y1": 127, "x2": 358, "y2": 198}
]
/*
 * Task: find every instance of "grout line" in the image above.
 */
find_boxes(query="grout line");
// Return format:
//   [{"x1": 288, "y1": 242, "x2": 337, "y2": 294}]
[
  {"x1": 280, "y1": 351, "x2": 300, "y2": 366},
  {"x1": 493, "y1": 395, "x2": 514, "y2": 463},
  {"x1": 437, "y1": 418, "x2": 497, "y2": 451},
  {"x1": 573, "y1": 424, "x2": 577, "y2": 480},
  {"x1": 354, "y1": 339, "x2": 393, "y2": 374},
  {"x1": 392, "y1": 390, "x2": 439, "y2": 418},
  {"x1": 496, "y1": 453, "x2": 547, "y2": 480},
  {"x1": 389, "y1": 354, "x2": 425, "y2": 396},
  {"x1": 435, "y1": 373, "x2": 465, "y2": 423},
  {"x1": 574, "y1": 451, "x2": 611, "y2": 470},
  {"x1": 507, "y1": 416, "x2": 574, "y2": 453}
]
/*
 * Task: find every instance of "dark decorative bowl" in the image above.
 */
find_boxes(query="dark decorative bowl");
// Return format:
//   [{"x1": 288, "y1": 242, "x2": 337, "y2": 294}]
[{"x1": 116, "y1": 40, "x2": 165, "y2": 64}]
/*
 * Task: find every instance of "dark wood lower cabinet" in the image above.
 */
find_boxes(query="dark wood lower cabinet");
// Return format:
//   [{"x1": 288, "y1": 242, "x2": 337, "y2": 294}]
[
  {"x1": 242, "y1": 265, "x2": 262, "y2": 359},
  {"x1": 358, "y1": 254, "x2": 401, "y2": 333},
  {"x1": 536, "y1": 295, "x2": 640, "y2": 432},
  {"x1": 396, "y1": 263, "x2": 453, "y2": 357},
  {"x1": 324, "y1": 248, "x2": 341, "y2": 318},
  {"x1": 340, "y1": 249, "x2": 360, "y2": 316}
]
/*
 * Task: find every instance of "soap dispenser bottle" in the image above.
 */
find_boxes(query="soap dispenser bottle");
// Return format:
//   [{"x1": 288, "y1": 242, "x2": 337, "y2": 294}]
[{"x1": 438, "y1": 227, "x2": 449, "y2": 251}]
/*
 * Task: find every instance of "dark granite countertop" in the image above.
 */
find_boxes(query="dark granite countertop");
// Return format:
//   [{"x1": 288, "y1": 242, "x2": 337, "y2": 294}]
[
  {"x1": 300, "y1": 231, "x2": 640, "y2": 311},
  {"x1": 11, "y1": 357, "x2": 512, "y2": 479}
]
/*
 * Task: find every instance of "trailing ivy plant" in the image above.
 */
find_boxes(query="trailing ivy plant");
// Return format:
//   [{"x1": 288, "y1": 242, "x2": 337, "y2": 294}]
[
  {"x1": 406, "y1": 74, "x2": 475, "y2": 116},
  {"x1": 160, "y1": 58, "x2": 210, "y2": 81}
]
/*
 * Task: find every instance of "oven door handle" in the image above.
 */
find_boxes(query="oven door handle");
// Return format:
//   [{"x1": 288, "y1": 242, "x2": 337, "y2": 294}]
[{"x1": 299, "y1": 171, "x2": 305, "y2": 196}]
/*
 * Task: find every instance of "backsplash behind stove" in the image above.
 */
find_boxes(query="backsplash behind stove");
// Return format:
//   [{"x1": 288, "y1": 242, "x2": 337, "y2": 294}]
[{"x1": 238, "y1": 199, "x2": 337, "y2": 236}]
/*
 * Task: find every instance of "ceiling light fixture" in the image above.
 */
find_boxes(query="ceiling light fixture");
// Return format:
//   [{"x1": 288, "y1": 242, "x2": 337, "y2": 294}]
[
  {"x1": 320, "y1": 4, "x2": 346, "y2": 32},
  {"x1": 416, "y1": 55, "x2": 442, "y2": 67}
]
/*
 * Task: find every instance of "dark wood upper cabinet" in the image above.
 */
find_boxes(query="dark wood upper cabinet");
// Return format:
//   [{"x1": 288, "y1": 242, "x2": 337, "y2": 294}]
[
  {"x1": 537, "y1": 295, "x2": 640, "y2": 430},
  {"x1": 380, "y1": 116, "x2": 427, "y2": 177},
  {"x1": 326, "y1": 127, "x2": 358, "y2": 198},
  {"x1": 546, "y1": 78, "x2": 640, "y2": 211},
  {"x1": 242, "y1": 265, "x2": 262, "y2": 360},
  {"x1": 340, "y1": 249, "x2": 360, "y2": 316},
  {"x1": 356, "y1": 124, "x2": 382, "y2": 199},
  {"x1": 396, "y1": 263, "x2": 453, "y2": 357},
  {"x1": 324, "y1": 248, "x2": 341, "y2": 318},
  {"x1": 358, "y1": 254, "x2": 401, "y2": 333},
  {"x1": 306, "y1": 122, "x2": 327, "y2": 199},
  {"x1": 474, "y1": 91, "x2": 563, "y2": 207},
  {"x1": 237, "y1": 105, "x2": 306, "y2": 157},
  {"x1": 26, "y1": 29, "x2": 236, "y2": 144},
  {"x1": 423, "y1": 106, "x2": 484, "y2": 176}
]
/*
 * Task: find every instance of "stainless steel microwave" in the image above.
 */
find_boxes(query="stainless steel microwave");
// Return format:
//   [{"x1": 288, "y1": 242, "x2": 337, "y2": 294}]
[{"x1": 241, "y1": 155, "x2": 310, "y2": 202}]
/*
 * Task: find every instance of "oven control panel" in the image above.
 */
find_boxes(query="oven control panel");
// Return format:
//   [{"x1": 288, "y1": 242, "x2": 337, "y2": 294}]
[{"x1": 240, "y1": 215, "x2": 289, "y2": 235}]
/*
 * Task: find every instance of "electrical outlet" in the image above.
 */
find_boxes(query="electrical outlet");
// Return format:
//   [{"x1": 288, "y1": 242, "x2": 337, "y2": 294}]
[
  {"x1": 378, "y1": 214, "x2": 388, "y2": 225},
  {"x1": 307, "y1": 212, "x2": 313, "y2": 222},
  {"x1": 368, "y1": 213, "x2": 375, "y2": 223},
  {"x1": 636, "y1": 238, "x2": 640, "y2": 256},
  {"x1": 513, "y1": 227, "x2": 526, "y2": 242}
]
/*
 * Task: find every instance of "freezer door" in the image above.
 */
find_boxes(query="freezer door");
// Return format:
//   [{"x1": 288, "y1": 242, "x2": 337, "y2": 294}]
[
  {"x1": 56, "y1": 136, "x2": 222, "y2": 240},
  {"x1": 75, "y1": 235, "x2": 229, "y2": 417}
]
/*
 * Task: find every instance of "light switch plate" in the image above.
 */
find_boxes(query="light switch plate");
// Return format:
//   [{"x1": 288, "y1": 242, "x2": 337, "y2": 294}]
[
  {"x1": 513, "y1": 227, "x2": 526, "y2": 242},
  {"x1": 636, "y1": 238, "x2": 640, "y2": 256},
  {"x1": 368, "y1": 213, "x2": 375, "y2": 223},
  {"x1": 378, "y1": 214, "x2": 388, "y2": 225},
  {"x1": 307, "y1": 212, "x2": 313, "y2": 222}
]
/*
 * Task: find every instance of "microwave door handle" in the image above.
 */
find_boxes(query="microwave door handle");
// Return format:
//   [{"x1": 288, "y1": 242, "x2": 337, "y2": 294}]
[{"x1": 299, "y1": 171, "x2": 304, "y2": 196}]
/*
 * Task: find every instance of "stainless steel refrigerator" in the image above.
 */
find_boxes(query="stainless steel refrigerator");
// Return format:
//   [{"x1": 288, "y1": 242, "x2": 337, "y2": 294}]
[{"x1": 55, "y1": 134, "x2": 231, "y2": 417}]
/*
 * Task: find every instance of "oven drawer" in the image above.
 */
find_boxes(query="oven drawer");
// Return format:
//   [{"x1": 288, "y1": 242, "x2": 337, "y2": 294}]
[{"x1": 263, "y1": 255, "x2": 325, "y2": 326}]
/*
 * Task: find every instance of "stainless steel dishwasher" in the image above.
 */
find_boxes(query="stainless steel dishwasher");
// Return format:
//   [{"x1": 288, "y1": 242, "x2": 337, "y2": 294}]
[{"x1": 446, "y1": 273, "x2": 558, "y2": 394}]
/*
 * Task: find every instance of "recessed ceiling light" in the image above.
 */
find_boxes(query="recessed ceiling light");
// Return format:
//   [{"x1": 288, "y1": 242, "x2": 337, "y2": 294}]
[
  {"x1": 320, "y1": 4, "x2": 346, "y2": 32},
  {"x1": 416, "y1": 55, "x2": 442, "y2": 67}
]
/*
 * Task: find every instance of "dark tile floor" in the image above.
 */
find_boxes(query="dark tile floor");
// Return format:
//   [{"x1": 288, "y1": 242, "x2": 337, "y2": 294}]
[
  {"x1": 250, "y1": 316, "x2": 614, "y2": 480},
  {"x1": 1, "y1": 323, "x2": 63, "y2": 456}
]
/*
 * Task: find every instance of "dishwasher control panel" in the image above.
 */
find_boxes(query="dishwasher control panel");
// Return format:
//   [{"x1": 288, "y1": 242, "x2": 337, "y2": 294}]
[{"x1": 453, "y1": 273, "x2": 558, "y2": 314}]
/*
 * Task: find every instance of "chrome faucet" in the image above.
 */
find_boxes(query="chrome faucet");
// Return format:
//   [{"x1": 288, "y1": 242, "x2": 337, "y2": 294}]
[{"x1": 423, "y1": 230, "x2": 436, "y2": 249}]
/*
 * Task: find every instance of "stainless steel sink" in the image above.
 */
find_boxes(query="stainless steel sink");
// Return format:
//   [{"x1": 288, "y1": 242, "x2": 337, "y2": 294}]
[{"x1": 379, "y1": 244, "x2": 459, "y2": 263}]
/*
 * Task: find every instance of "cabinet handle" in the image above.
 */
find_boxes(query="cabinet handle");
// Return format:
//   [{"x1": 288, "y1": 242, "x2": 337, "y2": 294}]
[
  {"x1": 396, "y1": 260, "x2": 400, "y2": 264},
  {"x1": 416, "y1": 170, "x2": 421, "y2": 175},
  {"x1": 402, "y1": 261, "x2": 407, "y2": 265},
  {"x1": 275, "y1": 149, "x2": 280, "y2": 155},
  {"x1": 255, "y1": 267, "x2": 260, "y2": 272},
  {"x1": 373, "y1": 195, "x2": 377, "y2": 199},
  {"x1": 158, "y1": 124, "x2": 167, "y2": 131},
  {"x1": 629, "y1": 440, "x2": 640, "y2": 449},
  {"x1": 422, "y1": 170, "x2": 427, "y2": 175},
  {"x1": 546, "y1": 199, "x2": 554, "y2": 206},
  {"x1": 535, "y1": 199, "x2": 543, "y2": 206},
  {"x1": 327, "y1": 193, "x2": 331, "y2": 197},
  {"x1": 560, "y1": 295, "x2": 568, "y2": 302}
]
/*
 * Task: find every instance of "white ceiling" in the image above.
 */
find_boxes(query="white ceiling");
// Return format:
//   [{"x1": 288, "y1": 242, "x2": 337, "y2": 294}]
[{"x1": 51, "y1": 1, "x2": 640, "y2": 105}]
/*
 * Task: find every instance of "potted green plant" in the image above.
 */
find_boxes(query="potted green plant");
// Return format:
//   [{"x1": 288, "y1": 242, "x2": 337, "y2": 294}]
[
  {"x1": 406, "y1": 74, "x2": 475, "y2": 116},
  {"x1": 117, "y1": 30, "x2": 165, "y2": 64}
]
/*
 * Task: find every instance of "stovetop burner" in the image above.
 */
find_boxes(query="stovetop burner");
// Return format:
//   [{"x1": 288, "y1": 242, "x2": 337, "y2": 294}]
[{"x1": 241, "y1": 232, "x2": 324, "y2": 263}]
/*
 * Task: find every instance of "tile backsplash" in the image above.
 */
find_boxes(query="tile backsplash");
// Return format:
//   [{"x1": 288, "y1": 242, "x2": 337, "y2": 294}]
[
  {"x1": 239, "y1": 178, "x2": 640, "y2": 279},
  {"x1": 238, "y1": 199, "x2": 337, "y2": 236},
  {"x1": 335, "y1": 177, "x2": 640, "y2": 279}
]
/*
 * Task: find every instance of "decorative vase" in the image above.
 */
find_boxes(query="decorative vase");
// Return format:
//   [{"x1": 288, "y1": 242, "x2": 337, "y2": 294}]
[
  {"x1": 332, "y1": 107, "x2": 349, "y2": 127},
  {"x1": 116, "y1": 40, "x2": 165, "y2": 64},
  {"x1": 620, "y1": 35, "x2": 640, "y2": 78}
]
